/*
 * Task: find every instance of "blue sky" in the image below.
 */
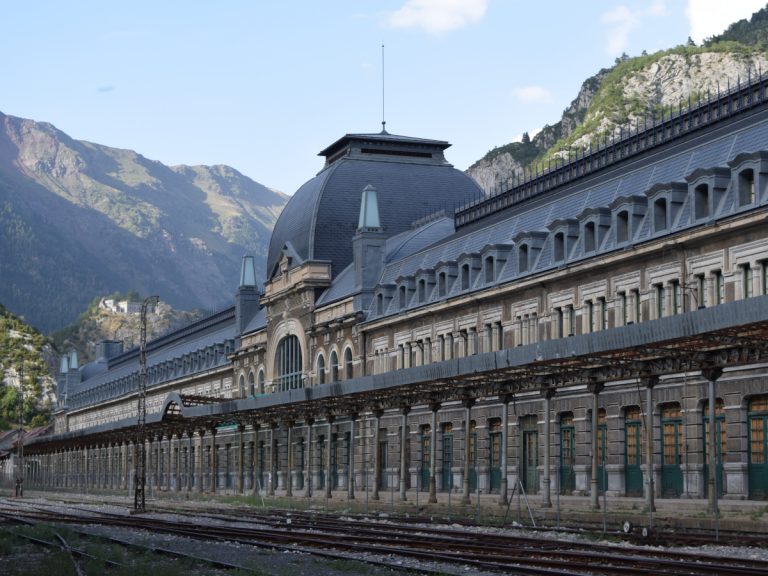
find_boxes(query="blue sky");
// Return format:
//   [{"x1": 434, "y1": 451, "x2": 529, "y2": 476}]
[{"x1": 2, "y1": 1, "x2": 765, "y2": 195}]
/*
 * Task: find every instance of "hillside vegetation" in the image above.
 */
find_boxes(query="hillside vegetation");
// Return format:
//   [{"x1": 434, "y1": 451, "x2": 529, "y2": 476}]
[
  {"x1": 0, "y1": 304, "x2": 55, "y2": 430},
  {"x1": 468, "y1": 5, "x2": 768, "y2": 191}
]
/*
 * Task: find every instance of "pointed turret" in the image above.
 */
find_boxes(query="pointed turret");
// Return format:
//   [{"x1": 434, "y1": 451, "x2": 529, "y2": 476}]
[
  {"x1": 358, "y1": 184, "x2": 382, "y2": 230},
  {"x1": 353, "y1": 184, "x2": 387, "y2": 305},
  {"x1": 236, "y1": 254, "x2": 261, "y2": 335}
]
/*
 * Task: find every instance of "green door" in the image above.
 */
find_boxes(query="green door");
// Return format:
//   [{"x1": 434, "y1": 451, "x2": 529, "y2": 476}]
[
  {"x1": 331, "y1": 434, "x2": 339, "y2": 488},
  {"x1": 421, "y1": 431, "x2": 430, "y2": 490},
  {"x1": 257, "y1": 442, "x2": 265, "y2": 490},
  {"x1": 597, "y1": 423, "x2": 607, "y2": 492},
  {"x1": 625, "y1": 411, "x2": 643, "y2": 496},
  {"x1": 522, "y1": 429, "x2": 539, "y2": 494},
  {"x1": 378, "y1": 441, "x2": 387, "y2": 489},
  {"x1": 441, "y1": 430, "x2": 453, "y2": 491},
  {"x1": 295, "y1": 440, "x2": 304, "y2": 490},
  {"x1": 489, "y1": 428, "x2": 502, "y2": 492},
  {"x1": 703, "y1": 402, "x2": 725, "y2": 498},
  {"x1": 468, "y1": 429, "x2": 477, "y2": 491},
  {"x1": 317, "y1": 437, "x2": 325, "y2": 490},
  {"x1": 661, "y1": 406, "x2": 683, "y2": 497},
  {"x1": 559, "y1": 417, "x2": 575, "y2": 494},
  {"x1": 749, "y1": 397, "x2": 768, "y2": 500}
]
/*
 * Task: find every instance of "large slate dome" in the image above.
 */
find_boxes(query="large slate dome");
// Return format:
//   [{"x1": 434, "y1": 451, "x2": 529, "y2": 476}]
[{"x1": 267, "y1": 132, "x2": 482, "y2": 280}]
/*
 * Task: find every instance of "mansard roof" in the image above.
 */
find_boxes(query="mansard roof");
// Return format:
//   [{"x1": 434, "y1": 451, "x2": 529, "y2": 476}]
[
  {"x1": 67, "y1": 308, "x2": 237, "y2": 408},
  {"x1": 366, "y1": 99, "x2": 768, "y2": 321},
  {"x1": 267, "y1": 132, "x2": 481, "y2": 282}
]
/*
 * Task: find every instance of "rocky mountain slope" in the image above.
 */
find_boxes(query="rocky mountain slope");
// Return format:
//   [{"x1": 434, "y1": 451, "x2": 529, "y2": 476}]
[
  {"x1": 0, "y1": 113, "x2": 286, "y2": 332},
  {"x1": 468, "y1": 6, "x2": 768, "y2": 192},
  {"x1": 50, "y1": 295, "x2": 204, "y2": 365}
]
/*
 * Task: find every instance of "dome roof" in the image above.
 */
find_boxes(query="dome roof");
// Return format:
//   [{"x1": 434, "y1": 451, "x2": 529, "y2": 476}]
[{"x1": 267, "y1": 132, "x2": 482, "y2": 280}]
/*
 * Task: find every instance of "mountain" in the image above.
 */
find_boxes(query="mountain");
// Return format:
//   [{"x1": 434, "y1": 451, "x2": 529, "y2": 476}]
[
  {"x1": 468, "y1": 7, "x2": 768, "y2": 191},
  {"x1": 0, "y1": 113, "x2": 287, "y2": 332},
  {"x1": 0, "y1": 303, "x2": 55, "y2": 429}
]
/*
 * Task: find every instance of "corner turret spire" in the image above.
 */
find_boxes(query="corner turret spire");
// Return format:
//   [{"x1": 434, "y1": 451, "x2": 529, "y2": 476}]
[
  {"x1": 358, "y1": 184, "x2": 382, "y2": 231},
  {"x1": 240, "y1": 254, "x2": 257, "y2": 288}
]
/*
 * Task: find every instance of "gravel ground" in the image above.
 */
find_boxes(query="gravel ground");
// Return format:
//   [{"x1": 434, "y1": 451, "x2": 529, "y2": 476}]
[{"x1": 5, "y1": 493, "x2": 768, "y2": 575}]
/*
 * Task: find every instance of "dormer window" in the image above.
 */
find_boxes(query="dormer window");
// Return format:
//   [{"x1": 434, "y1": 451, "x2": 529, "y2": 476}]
[
  {"x1": 739, "y1": 169, "x2": 755, "y2": 206},
  {"x1": 399, "y1": 285, "x2": 407, "y2": 308},
  {"x1": 438, "y1": 271, "x2": 447, "y2": 297},
  {"x1": 461, "y1": 263, "x2": 470, "y2": 290},
  {"x1": 584, "y1": 222, "x2": 596, "y2": 252},
  {"x1": 519, "y1": 244, "x2": 529, "y2": 273},
  {"x1": 376, "y1": 293, "x2": 384, "y2": 315},
  {"x1": 616, "y1": 211, "x2": 629, "y2": 243},
  {"x1": 484, "y1": 256, "x2": 494, "y2": 283},
  {"x1": 418, "y1": 279, "x2": 426, "y2": 303},
  {"x1": 694, "y1": 184, "x2": 709, "y2": 219},
  {"x1": 654, "y1": 198, "x2": 667, "y2": 232},
  {"x1": 554, "y1": 232, "x2": 565, "y2": 262}
]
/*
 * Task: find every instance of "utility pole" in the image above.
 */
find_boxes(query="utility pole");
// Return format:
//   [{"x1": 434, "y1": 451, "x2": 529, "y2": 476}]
[
  {"x1": 133, "y1": 296, "x2": 158, "y2": 513},
  {"x1": 16, "y1": 361, "x2": 24, "y2": 497}
]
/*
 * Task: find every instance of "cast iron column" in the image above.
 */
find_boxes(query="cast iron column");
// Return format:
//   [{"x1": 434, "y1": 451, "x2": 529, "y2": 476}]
[
  {"x1": 703, "y1": 367, "x2": 723, "y2": 515},
  {"x1": 372, "y1": 409, "x2": 383, "y2": 500},
  {"x1": 400, "y1": 406, "x2": 410, "y2": 501},
  {"x1": 498, "y1": 394, "x2": 510, "y2": 505},
  {"x1": 541, "y1": 388, "x2": 555, "y2": 508},
  {"x1": 429, "y1": 403, "x2": 440, "y2": 503},
  {"x1": 325, "y1": 415, "x2": 334, "y2": 499},
  {"x1": 589, "y1": 382, "x2": 604, "y2": 510},
  {"x1": 462, "y1": 398, "x2": 475, "y2": 505},
  {"x1": 348, "y1": 413, "x2": 357, "y2": 500}
]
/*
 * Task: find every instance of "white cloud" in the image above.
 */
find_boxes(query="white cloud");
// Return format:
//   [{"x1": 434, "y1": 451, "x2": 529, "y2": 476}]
[
  {"x1": 386, "y1": 0, "x2": 487, "y2": 34},
  {"x1": 512, "y1": 85, "x2": 553, "y2": 103},
  {"x1": 601, "y1": 1, "x2": 668, "y2": 55},
  {"x1": 686, "y1": 0, "x2": 766, "y2": 44}
]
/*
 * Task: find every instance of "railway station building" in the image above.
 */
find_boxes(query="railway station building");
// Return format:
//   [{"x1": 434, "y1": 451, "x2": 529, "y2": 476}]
[{"x1": 21, "y1": 76, "x2": 768, "y2": 511}]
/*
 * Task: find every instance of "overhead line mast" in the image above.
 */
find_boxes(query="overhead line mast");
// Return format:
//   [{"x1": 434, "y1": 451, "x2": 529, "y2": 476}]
[{"x1": 133, "y1": 295, "x2": 158, "y2": 513}]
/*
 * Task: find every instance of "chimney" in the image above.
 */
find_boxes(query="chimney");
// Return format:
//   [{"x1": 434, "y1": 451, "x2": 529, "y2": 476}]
[
  {"x1": 236, "y1": 254, "x2": 261, "y2": 335},
  {"x1": 353, "y1": 184, "x2": 386, "y2": 298},
  {"x1": 96, "y1": 340, "x2": 124, "y2": 361}
]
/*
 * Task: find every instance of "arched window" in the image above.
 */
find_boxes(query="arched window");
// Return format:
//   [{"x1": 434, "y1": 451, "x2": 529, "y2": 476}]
[
  {"x1": 344, "y1": 347, "x2": 353, "y2": 379},
  {"x1": 317, "y1": 354, "x2": 326, "y2": 384},
  {"x1": 248, "y1": 371, "x2": 255, "y2": 396},
  {"x1": 654, "y1": 197, "x2": 667, "y2": 232},
  {"x1": 695, "y1": 184, "x2": 709, "y2": 219},
  {"x1": 616, "y1": 211, "x2": 629, "y2": 243},
  {"x1": 258, "y1": 369, "x2": 265, "y2": 394},
  {"x1": 238, "y1": 374, "x2": 245, "y2": 397},
  {"x1": 275, "y1": 335, "x2": 302, "y2": 392},
  {"x1": 519, "y1": 244, "x2": 529, "y2": 273},
  {"x1": 330, "y1": 350, "x2": 339, "y2": 382}
]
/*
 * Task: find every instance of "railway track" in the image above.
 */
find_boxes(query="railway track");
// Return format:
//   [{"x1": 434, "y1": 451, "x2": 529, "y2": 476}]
[{"x1": 3, "y1": 498, "x2": 767, "y2": 575}]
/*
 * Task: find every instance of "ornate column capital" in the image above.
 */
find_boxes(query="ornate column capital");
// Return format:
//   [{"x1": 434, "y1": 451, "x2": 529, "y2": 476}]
[
  {"x1": 639, "y1": 375, "x2": 660, "y2": 389},
  {"x1": 701, "y1": 366, "x2": 723, "y2": 382}
]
